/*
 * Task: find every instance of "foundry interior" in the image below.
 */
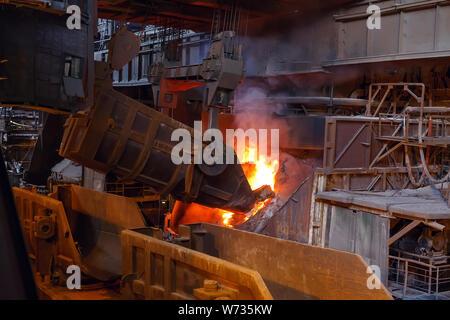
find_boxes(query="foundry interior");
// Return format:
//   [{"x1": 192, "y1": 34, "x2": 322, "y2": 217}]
[{"x1": 1, "y1": 0, "x2": 450, "y2": 300}]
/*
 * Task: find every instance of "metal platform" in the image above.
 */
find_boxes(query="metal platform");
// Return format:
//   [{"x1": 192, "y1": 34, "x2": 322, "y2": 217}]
[{"x1": 316, "y1": 185, "x2": 450, "y2": 220}]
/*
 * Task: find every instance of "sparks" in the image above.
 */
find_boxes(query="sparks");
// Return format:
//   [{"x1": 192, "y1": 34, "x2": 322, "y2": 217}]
[{"x1": 221, "y1": 211, "x2": 235, "y2": 228}]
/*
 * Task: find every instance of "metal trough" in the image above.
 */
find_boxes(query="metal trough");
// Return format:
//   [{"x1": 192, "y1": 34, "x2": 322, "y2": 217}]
[{"x1": 121, "y1": 223, "x2": 393, "y2": 300}]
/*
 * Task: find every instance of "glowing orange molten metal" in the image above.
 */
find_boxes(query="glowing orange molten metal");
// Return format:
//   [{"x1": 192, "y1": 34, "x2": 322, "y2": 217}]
[
  {"x1": 219, "y1": 147, "x2": 279, "y2": 227},
  {"x1": 221, "y1": 211, "x2": 235, "y2": 227},
  {"x1": 242, "y1": 147, "x2": 279, "y2": 191}
]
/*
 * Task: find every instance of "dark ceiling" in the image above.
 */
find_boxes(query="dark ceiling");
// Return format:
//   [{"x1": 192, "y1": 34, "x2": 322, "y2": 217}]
[{"x1": 97, "y1": 0, "x2": 358, "y2": 31}]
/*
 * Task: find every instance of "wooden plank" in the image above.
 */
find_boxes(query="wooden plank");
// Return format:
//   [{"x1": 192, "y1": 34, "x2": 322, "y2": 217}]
[{"x1": 388, "y1": 220, "x2": 421, "y2": 246}]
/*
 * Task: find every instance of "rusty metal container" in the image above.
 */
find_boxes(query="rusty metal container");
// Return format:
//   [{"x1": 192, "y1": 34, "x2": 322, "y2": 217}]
[
  {"x1": 13, "y1": 185, "x2": 392, "y2": 300},
  {"x1": 121, "y1": 226, "x2": 272, "y2": 300},
  {"x1": 13, "y1": 185, "x2": 147, "y2": 282},
  {"x1": 59, "y1": 87, "x2": 256, "y2": 213},
  {"x1": 121, "y1": 223, "x2": 392, "y2": 300}
]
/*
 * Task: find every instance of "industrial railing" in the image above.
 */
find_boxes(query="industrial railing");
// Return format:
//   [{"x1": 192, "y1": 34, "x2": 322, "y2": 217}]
[
  {"x1": 388, "y1": 248, "x2": 450, "y2": 299},
  {"x1": 105, "y1": 182, "x2": 155, "y2": 198}
]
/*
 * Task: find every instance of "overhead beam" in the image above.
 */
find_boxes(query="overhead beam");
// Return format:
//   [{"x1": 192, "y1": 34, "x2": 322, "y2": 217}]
[
  {"x1": 183, "y1": 0, "x2": 272, "y2": 16},
  {"x1": 388, "y1": 220, "x2": 421, "y2": 246},
  {"x1": 97, "y1": 0, "x2": 271, "y2": 25},
  {"x1": 157, "y1": 11, "x2": 212, "y2": 23}
]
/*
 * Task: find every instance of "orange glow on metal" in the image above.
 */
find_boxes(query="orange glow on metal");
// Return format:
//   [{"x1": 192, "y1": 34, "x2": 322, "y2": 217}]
[{"x1": 219, "y1": 145, "x2": 279, "y2": 227}]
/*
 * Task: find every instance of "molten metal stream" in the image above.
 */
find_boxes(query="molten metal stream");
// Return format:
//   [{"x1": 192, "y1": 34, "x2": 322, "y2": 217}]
[
  {"x1": 167, "y1": 146, "x2": 279, "y2": 231},
  {"x1": 220, "y1": 148, "x2": 279, "y2": 227},
  {"x1": 216, "y1": 146, "x2": 280, "y2": 227}
]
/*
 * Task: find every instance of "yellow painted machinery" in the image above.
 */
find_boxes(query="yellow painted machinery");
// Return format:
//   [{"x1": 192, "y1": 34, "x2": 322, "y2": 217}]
[{"x1": 13, "y1": 185, "x2": 392, "y2": 300}]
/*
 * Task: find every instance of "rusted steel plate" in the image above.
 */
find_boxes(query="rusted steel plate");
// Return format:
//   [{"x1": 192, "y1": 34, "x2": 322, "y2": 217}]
[
  {"x1": 121, "y1": 228, "x2": 273, "y2": 300},
  {"x1": 13, "y1": 185, "x2": 146, "y2": 282},
  {"x1": 13, "y1": 187, "x2": 82, "y2": 276},
  {"x1": 191, "y1": 223, "x2": 392, "y2": 300},
  {"x1": 71, "y1": 184, "x2": 146, "y2": 229},
  {"x1": 257, "y1": 176, "x2": 314, "y2": 243},
  {"x1": 323, "y1": 116, "x2": 415, "y2": 171},
  {"x1": 36, "y1": 276, "x2": 123, "y2": 300}
]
